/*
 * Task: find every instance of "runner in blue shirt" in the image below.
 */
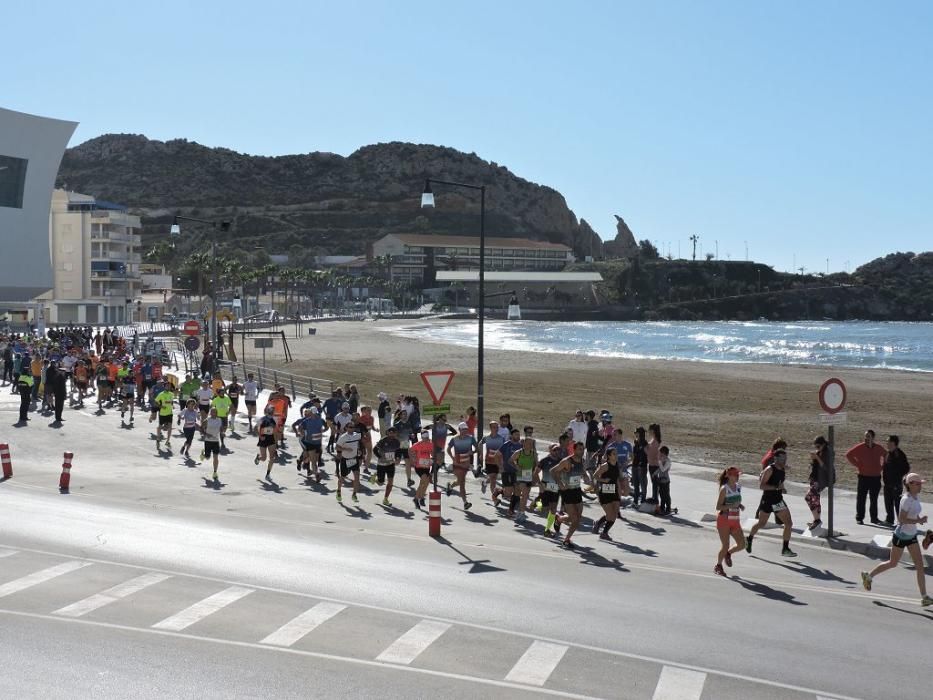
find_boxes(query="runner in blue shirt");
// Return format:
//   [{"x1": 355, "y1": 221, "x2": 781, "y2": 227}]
[
  {"x1": 496, "y1": 428, "x2": 522, "y2": 511},
  {"x1": 445, "y1": 422, "x2": 477, "y2": 510},
  {"x1": 294, "y1": 408, "x2": 325, "y2": 481}
]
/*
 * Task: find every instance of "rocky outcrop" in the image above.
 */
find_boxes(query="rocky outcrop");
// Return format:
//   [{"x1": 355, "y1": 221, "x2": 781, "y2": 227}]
[
  {"x1": 602, "y1": 215, "x2": 639, "y2": 258},
  {"x1": 58, "y1": 135, "x2": 604, "y2": 259}
]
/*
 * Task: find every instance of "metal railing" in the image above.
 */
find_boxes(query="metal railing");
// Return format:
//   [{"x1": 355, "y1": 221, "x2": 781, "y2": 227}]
[{"x1": 215, "y1": 361, "x2": 336, "y2": 401}]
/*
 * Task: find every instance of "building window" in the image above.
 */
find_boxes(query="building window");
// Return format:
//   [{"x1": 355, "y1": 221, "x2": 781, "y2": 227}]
[{"x1": 0, "y1": 155, "x2": 28, "y2": 209}]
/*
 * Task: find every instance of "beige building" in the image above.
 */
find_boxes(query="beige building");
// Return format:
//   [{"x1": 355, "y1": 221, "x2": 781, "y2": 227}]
[
  {"x1": 44, "y1": 189, "x2": 142, "y2": 324},
  {"x1": 370, "y1": 233, "x2": 573, "y2": 284}
]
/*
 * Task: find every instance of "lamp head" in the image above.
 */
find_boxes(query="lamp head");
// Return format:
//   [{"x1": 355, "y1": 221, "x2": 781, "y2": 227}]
[
  {"x1": 170, "y1": 217, "x2": 181, "y2": 236},
  {"x1": 420, "y1": 180, "x2": 434, "y2": 209}
]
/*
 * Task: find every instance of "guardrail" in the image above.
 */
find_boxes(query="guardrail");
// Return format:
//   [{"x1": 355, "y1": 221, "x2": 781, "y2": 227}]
[{"x1": 215, "y1": 361, "x2": 336, "y2": 401}]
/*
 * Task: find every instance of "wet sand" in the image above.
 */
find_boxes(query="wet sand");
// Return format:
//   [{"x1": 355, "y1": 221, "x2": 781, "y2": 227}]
[{"x1": 240, "y1": 319, "x2": 933, "y2": 489}]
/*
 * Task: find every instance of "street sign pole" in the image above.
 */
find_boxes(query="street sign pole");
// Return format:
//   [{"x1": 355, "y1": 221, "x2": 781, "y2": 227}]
[
  {"x1": 827, "y1": 424, "x2": 834, "y2": 539},
  {"x1": 818, "y1": 377, "x2": 847, "y2": 540}
]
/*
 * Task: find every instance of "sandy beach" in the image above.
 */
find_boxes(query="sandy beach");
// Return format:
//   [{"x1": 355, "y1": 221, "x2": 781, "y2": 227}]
[{"x1": 238, "y1": 319, "x2": 933, "y2": 489}]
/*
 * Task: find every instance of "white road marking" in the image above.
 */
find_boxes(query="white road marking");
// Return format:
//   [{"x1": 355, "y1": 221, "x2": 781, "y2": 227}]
[
  {"x1": 54, "y1": 572, "x2": 171, "y2": 617},
  {"x1": 0, "y1": 549, "x2": 17, "y2": 559},
  {"x1": 260, "y1": 601, "x2": 346, "y2": 647},
  {"x1": 376, "y1": 619, "x2": 451, "y2": 665},
  {"x1": 0, "y1": 561, "x2": 91, "y2": 598},
  {"x1": 652, "y1": 665, "x2": 707, "y2": 700},
  {"x1": 505, "y1": 640, "x2": 569, "y2": 686},
  {"x1": 152, "y1": 585, "x2": 252, "y2": 631}
]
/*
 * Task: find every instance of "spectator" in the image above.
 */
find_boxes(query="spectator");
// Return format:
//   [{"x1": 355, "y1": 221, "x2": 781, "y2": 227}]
[
  {"x1": 845, "y1": 429, "x2": 886, "y2": 525},
  {"x1": 882, "y1": 435, "x2": 910, "y2": 526}
]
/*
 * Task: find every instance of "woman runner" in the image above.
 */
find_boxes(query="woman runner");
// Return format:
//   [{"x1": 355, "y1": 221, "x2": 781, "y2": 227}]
[
  {"x1": 806, "y1": 436, "x2": 829, "y2": 530},
  {"x1": 745, "y1": 448, "x2": 797, "y2": 557},
  {"x1": 591, "y1": 447, "x2": 622, "y2": 540},
  {"x1": 178, "y1": 399, "x2": 200, "y2": 457},
  {"x1": 509, "y1": 437, "x2": 537, "y2": 523},
  {"x1": 714, "y1": 467, "x2": 746, "y2": 575}
]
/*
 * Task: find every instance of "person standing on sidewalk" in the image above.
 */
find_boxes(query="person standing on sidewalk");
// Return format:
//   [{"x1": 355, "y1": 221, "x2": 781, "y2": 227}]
[
  {"x1": 882, "y1": 435, "x2": 910, "y2": 526},
  {"x1": 805, "y1": 436, "x2": 831, "y2": 531},
  {"x1": 845, "y1": 429, "x2": 886, "y2": 525},
  {"x1": 631, "y1": 427, "x2": 648, "y2": 507},
  {"x1": 862, "y1": 473, "x2": 933, "y2": 607}
]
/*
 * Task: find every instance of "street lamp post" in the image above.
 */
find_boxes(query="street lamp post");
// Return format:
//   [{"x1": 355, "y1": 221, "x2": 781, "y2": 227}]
[
  {"x1": 170, "y1": 216, "x2": 230, "y2": 354},
  {"x1": 421, "y1": 179, "x2": 486, "y2": 443}
]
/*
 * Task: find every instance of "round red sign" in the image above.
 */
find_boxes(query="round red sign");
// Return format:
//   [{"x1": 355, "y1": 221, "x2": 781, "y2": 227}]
[
  {"x1": 183, "y1": 320, "x2": 201, "y2": 337},
  {"x1": 819, "y1": 378, "x2": 847, "y2": 415}
]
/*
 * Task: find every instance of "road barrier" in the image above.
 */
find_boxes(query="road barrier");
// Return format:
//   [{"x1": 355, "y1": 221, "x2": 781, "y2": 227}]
[
  {"x1": 428, "y1": 491, "x2": 442, "y2": 537},
  {"x1": 1, "y1": 443, "x2": 11, "y2": 479},
  {"x1": 59, "y1": 451, "x2": 73, "y2": 492}
]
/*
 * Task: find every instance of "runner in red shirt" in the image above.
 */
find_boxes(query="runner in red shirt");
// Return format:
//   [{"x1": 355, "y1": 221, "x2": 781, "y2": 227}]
[{"x1": 410, "y1": 429, "x2": 435, "y2": 509}]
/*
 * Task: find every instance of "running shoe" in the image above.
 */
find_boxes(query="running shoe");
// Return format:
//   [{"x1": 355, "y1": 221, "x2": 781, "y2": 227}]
[
  {"x1": 419, "y1": 498, "x2": 426, "y2": 508},
  {"x1": 724, "y1": 552, "x2": 733, "y2": 568},
  {"x1": 807, "y1": 519, "x2": 822, "y2": 531},
  {"x1": 414, "y1": 498, "x2": 420, "y2": 509},
  {"x1": 921, "y1": 595, "x2": 933, "y2": 607},
  {"x1": 407, "y1": 479, "x2": 414, "y2": 488},
  {"x1": 336, "y1": 493, "x2": 342, "y2": 503},
  {"x1": 254, "y1": 455, "x2": 260, "y2": 465},
  {"x1": 212, "y1": 470, "x2": 218, "y2": 480},
  {"x1": 265, "y1": 469, "x2": 271, "y2": 479},
  {"x1": 860, "y1": 572, "x2": 872, "y2": 591},
  {"x1": 464, "y1": 501, "x2": 473, "y2": 510},
  {"x1": 382, "y1": 498, "x2": 391, "y2": 507},
  {"x1": 599, "y1": 532, "x2": 612, "y2": 541},
  {"x1": 714, "y1": 564, "x2": 726, "y2": 576},
  {"x1": 445, "y1": 482, "x2": 453, "y2": 497},
  {"x1": 544, "y1": 529, "x2": 553, "y2": 537},
  {"x1": 593, "y1": 516, "x2": 606, "y2": 532},
  {"x1": 481, "y1": 479, "x2": 488, "y2": 494},
  {"x1": 199, "y1": 451, "x2": 205, "y2": 461},
  {"x1": 781, "y1": 547, "x2": 797, "y2": 558},
  {"x1": 745, "y1": 537, "x2": 753, "y2": 554},
  {"x1": 562, "y1": 539, "x2": 575, "y2": 550},
  {"x1": 351, "y1": 494, "x2": 359, "y2": 503}
]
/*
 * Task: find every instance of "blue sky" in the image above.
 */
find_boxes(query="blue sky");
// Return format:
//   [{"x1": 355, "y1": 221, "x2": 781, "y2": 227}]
[{"x1": 5, "y1": 0, "x2": 931, "y2": 272}]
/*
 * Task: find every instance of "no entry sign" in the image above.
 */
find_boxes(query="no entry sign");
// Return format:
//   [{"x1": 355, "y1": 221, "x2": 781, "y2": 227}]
[{"x1": 183, "y1": 320, "x2": 201, "y2": 337}]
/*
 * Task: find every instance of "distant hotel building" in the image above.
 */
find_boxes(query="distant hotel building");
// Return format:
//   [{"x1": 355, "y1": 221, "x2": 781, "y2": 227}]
[
  {"x1": 40, "y1": 189, "x2": 142, "y2": 324},
  {"x1": 370, "y1": 233, "x2": 573, "y2": 283}
]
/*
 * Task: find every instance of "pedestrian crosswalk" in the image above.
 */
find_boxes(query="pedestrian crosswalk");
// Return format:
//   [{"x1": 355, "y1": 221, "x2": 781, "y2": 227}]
[{"x1": 0, "y1": 548, "x2": 847, "y2": 700}]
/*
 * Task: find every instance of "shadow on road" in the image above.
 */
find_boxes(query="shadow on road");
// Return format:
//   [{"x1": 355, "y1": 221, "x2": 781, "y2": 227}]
[
  {"x1": 201, "y1": 477, "x2": 225, "y2": 491},
  {"x1": 730, "y1": 576, "x2": 808, "y2": 606},
  {"x1": 871, "y1": 600, "x2": 933, "y2": 620},
  {"x1": 433, "y1": 536, "x2": 506, "y2": 574},
  {"x1": 574, "y1": 545, "x2": 630, "y2": 572},
  {"x1": 751, "y1": 555, "x2": 855, "y2": 584},
  {"x1": 258, "y1": 478, "x2": 287, "y2": 494},
  {"x1": 620, "y1": 516, "x2": 666, "y2": 536}
]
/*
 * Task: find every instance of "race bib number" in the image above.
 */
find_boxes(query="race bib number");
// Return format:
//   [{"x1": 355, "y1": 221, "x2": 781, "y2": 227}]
[
  {"x1": 521, "y1": 469, "x2": 533, "y2": 481},
  {"x1": 568, "y1": 475, "x2": 582, "y2": 488},
  {"x1": 599, "y1": 483, "x2": 616, "y2": 494},
  {"x1": 545, "y1": 482, "x2": 559, "y2": 492},
  {"x1": 418, "y1": 458, "x2": 432, "y2": 469},
  {"x1": 772, "y1": 501, "x2": 787, "y2": 512}
]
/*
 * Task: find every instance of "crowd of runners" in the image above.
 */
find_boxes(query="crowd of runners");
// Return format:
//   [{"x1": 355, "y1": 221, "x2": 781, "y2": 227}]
[{"x1": 2, "y1": 326, "x2": 931, "y2": 607}]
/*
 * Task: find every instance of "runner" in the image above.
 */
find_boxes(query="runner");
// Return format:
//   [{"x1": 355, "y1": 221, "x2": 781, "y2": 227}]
[
  {"x1": 195, "y1": 379, "x2": 213, "y2": 420},
  {"x1": 432, "y1": 414, "x2": 455, "y2": 474},
  {"x1": 410, "y1": 429, "x2": 435, "y2": 509},
  {"x1": 535, "y1": 443, "x2": 563, "y2": 537},
  {"x1": 714, "y1": 467, "x2": 746, "y2": 575},
  {"x1": 119, "y1": 360, "x2": 135, "y2": 424},
  {"x1": 445, "y1": 422, "x2": 476, "y2": 511},
  {"x1": 479, "y1": 421, "x2": 505, "y2": 497},
  {"x1": 373, "y1": 426, "x2": 401, "y2": 506},
  {"x1": 201, "y1": 406, "x2": 223, "y2": 480},
  {"x1": 551, "y1": 442, "x2": 589, "y2": 549},
  {"x1": 73, "y1": 357, "x2": 89, "y2": 406},
  {"x1": 178, "y1": 373, "x2": 200, "y2": 412},
  {"x1": 153, "y1": 382, "x2": 176, "y2": 451},
  {"x1": 95, "y1": 358, "x2": 111, "y2": 410},
  {"x1": 358, "y1": 404, "x2": 375, "y2": 472},
  {"x1": 592, "y1": 447, "x2": 622, "y2": 539},
  {"x1": 323, "y1": 390, "x2": 343, "y2": 453},
  {"x1": 745, "y1": 448, "x2": 797, "y2": 557},
  {"x1": 508, "y1": 437, "x2": 537, "y2": 523},
  {"x1": 496, "y1": 428, "x2": 523, "y2": 515},
  {"x1": 294, "y1": 407, "x2": 325, "y2": 480},
  {"x1": 243, "y1": 372, "x2": 260, "y2": 433},
  {"x1": 211, "y1": 386, "x2": 233, "y2": 450},
  {"x1": 255, "y1": 406, "x2": 278, "y2": 479},
  {"x1": 226, "y1": 375, "x2": 242, "y2": 433},
  {"x1": 178, "y1": 399, "x2": 200, "y2": 457},
  {"x1": 392, "y1": 409, "x2": 414, "y2": 487},
  {"x1": 861, "y1": 473, "x2": 933, "y2": 606},
  {"x1": 335, "y1": 422, "x2": 362, "y2": 504}
]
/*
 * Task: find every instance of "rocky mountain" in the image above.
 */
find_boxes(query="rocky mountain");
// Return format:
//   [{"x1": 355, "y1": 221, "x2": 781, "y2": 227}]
[{"x1": 57, "y1": 135, "x2": 604, "y2": 262}]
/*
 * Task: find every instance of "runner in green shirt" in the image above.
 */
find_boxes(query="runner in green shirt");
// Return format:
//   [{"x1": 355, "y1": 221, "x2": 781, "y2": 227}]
[
  {"x1": 154, "y1": 386, "x2": 176, "y2": 451},
  {"x1": 178, "y1": 374, "x2": 201, "y2": 412},
  {"x1": 211, "y1": 387, "x2": 233, "y2": 450}
]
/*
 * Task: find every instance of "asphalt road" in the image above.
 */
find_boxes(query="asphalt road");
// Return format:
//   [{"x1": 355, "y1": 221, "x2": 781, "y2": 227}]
[{"x1": 0, "y1": 393, "x2": 930, "y2": 699}]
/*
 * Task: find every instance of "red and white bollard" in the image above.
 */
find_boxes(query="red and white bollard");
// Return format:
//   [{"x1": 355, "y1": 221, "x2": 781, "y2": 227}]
[
  {"x1": 59, "y1": 451, "x2": 73, "y2": 492},
  {"x1": 428, "y1": 491, "x2": 442, "y2": 537},
  {"x1": 0, "y1": 443, "x2": 11, "y2": 479}
]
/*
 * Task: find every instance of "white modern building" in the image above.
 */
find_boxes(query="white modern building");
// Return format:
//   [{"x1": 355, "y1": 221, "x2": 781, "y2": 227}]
[
  {"x1": 0, "y1": 106, "x2": 77, "y2": 316},
  {"x1": 41, "y1": 189, "x2": 142, "y2": 324},
  {"x1": 370, "y1": 233, "x2": 574, "y2": 283}
]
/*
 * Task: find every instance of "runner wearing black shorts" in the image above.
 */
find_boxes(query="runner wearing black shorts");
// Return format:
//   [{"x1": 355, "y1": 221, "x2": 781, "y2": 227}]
[
  {"x1": 551, "y1": 442, "x2": 588, "y2": 549},
  {"x1": 746, "y1": 449, "x2": 796, "y2": 557},
  {"x1": 535, "y1": 444, "x2": 563, "y2": 537}
]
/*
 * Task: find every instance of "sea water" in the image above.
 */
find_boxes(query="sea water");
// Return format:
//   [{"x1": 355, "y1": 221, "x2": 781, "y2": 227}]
[{"x1": 392, "y1": 320, "x2": 933, "y2": 372}]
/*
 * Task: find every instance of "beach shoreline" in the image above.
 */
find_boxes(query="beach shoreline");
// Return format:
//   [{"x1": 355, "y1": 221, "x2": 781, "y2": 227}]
[{"x1": 241, "y1": 319, "x2": 933, "y2": 489}]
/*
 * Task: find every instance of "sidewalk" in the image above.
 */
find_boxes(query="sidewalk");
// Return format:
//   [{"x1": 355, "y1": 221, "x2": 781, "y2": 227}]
[{"x1": 665, "y1": 460, "x2": 933, "y2": 568}]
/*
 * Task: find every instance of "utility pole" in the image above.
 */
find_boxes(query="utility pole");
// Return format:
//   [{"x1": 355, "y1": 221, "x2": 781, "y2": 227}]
[
  {"x1": 744, "y1": 240, "x2": 748, "y2": 261},
  {"x1": 689, "y1": 234, "x2": 699, "y2": 261},
  {"x1": 715, "y1": 240, "x2": 719, "y2": 260}
]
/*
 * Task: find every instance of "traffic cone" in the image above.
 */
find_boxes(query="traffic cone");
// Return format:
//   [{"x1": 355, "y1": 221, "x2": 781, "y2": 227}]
[{"x1": 59, "y1": 451, "x2": 73, "y2": 492}]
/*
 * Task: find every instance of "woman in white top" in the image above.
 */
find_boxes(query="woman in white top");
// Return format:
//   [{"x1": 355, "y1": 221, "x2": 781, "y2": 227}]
[{"x1": 861, "y1": 473, "x2": 932, "y2": 606}]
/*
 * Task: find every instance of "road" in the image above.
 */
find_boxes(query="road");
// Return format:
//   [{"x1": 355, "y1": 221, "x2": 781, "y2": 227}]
[{"x1": 0, "y1": 392, "x2": 930, "y2": 699}]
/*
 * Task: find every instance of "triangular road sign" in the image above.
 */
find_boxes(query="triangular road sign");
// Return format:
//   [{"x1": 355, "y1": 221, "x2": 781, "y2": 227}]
[{"x1": 420, "y1": 371, "x2": 455, "y2": 405}]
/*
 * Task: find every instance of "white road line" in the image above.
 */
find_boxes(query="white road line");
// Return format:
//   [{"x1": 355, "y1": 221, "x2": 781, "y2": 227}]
[
  {"x1": 0, "y1": 549, "x2": 17, "y2": 559},
  {"x1": 53, "y1": 572, "x2": 171, "y2": 618},
  {"x1": 375, "y1": 619, "x2": 451, "y2": 665},
  {"x1": 260, "y1": 602, "x2": 346, "y2": 647},
  {"x1": 505, "y1": 640, "x2": 569, "y2": 686},
  {"x1": 0, "y1": 561, "x2": 91, "y2": 598},
  {"x1": 151, "y1": 585, "x2": 252, "y2": 631},
  {"x1": 652, "y1": 665, "x2": 707, "y2": 700}
]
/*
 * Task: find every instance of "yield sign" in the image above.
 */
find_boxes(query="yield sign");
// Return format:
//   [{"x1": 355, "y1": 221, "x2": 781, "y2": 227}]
[{"x1": 420, "y1": 371, "x2": 455, "y2": 406}]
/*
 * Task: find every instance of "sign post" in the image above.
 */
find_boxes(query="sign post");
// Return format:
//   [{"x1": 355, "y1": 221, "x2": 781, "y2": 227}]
[
  {"x1": 254, "y1": 337, "x2": 274, "y2": 366},
  {"x1": 818, "y1": 378, "x2": 847, "y2": 539}
]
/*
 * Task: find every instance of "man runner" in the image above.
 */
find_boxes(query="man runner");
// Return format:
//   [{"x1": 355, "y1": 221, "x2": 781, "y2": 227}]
[
  {"x1": 154, "y1": 382, "x2": 176, "y2": 451},
  {"x1": 335, "y1": 422, "x2": 363, "y2": 504},
  {"x1": 211, "y1": 386, "x2": 233, "y2": 450},
  {"x1": 201, "y1": 406, "x2": 223, "y2": 480},
  {"x1": 372, "y1": 426, "x2": 402, "y2": 506},
  {"x1": 255, "y1": 406, "x2": 278, "y2": 479},
  {"x1": 243, "y1": 373, "x2": 260, "y2": 433}
]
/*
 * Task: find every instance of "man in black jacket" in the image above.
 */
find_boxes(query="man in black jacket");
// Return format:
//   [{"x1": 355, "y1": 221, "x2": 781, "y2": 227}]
[{"x1": 882, "y1": 435, "x2": 910, "y2": 525}]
